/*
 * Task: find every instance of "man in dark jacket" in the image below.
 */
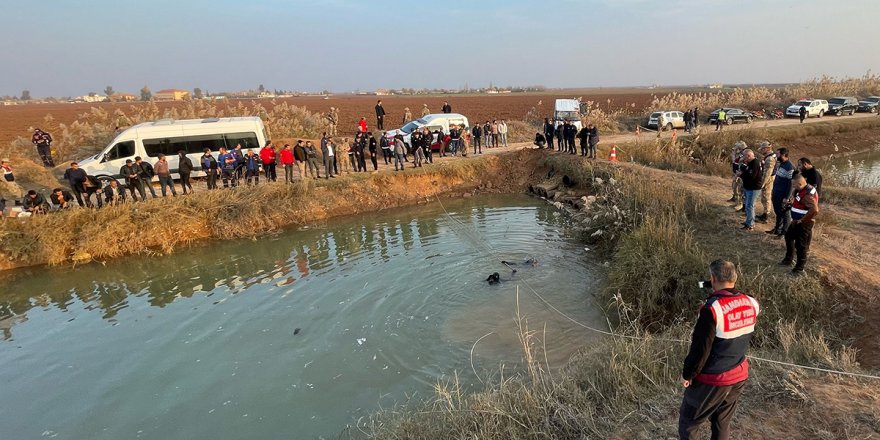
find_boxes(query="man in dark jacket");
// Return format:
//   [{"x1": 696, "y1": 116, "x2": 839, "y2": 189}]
[
  {"x1": 555, "y1": 123, "x2": 564, "y2": 152},
  {"x1": 482, "y1": 121, "x2": 492, "y2": 149},
  {"x1": 22, "y1": 190, "x2": 47, "y2": 214},
  {"x1": 135, "y1": 156, "x2": 157, "y2": 198},
  {"x1": 577, "y1": 125, "x2": 590, "y2": 157},
  {"x1": 379, "y1": 134, "x2": 392, "y2": 165},
  {"x1": 50, "y1": 188, "x2": 76, "y2": 209},
  {"x1": 120, "y1": 159, "x2": 146, "y2": 201},
  {"x1": 218, "y1": 147, "x2": 238, "y2": 187},
  {"x1": 62, "y1": 162, "x2": 88, "y2": 207},
  {"x1": 543, "y1": 118, "x2": 554, "y2": 150},
  {"x1": 738, "y1": 149, "x2": 763, "y2": 230},
  {"x1": 177, "y1": 150, "x2": 194, "y2": 194},
  {"x1": 201, "y1": 149, "x2": 219, "y2": 190},
  {"x1": 566, "y1": 122, "x2": 577, "y2": 154},
  {"x1": 441, "y1": 101, "x2": 452, "y2": 113},
  {"x1": 799, "y1": 105, "x2": 807, "y2": 123},
  {"x1": 797, "y1": 157, "x2": 823, "y2": 195},
  {"x1": 680, "y1": 259, "x2": 759, "y2": 440},
  {"x1": 375, "y1": 100, "x2": 386, "y2": 130},
  {"x1": 293, "y1": 140, "x2": 308, "y2": 178},
  {"x1": 367, "y1": 133, "x2": 378, "y2": 171},
  {"x1": 243, "y1": 149, "x2": 262, "y2": 185},
  {"x1": 768, "y1": 148, "x2": 795, "y2": 236},
  {"x1": 587, "y1": 123, "x2": 599, "y2": 159},
  {"x1": 471, "y1": 124, "x2": 483, "y2": 155}
]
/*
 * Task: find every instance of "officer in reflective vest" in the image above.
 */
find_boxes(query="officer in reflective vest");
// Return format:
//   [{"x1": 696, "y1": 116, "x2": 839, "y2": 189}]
[
  {"x1": 781, "y1": 173, "x2": 819, "y2": 274},
  {"x1": 680, "y1": 259, "x2": 759, "y2": 440}
]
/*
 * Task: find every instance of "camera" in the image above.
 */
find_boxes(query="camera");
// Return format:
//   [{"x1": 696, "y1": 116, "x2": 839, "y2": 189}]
[{"x1": 697, "y1": 280, "x2": 712, "y2": 289}]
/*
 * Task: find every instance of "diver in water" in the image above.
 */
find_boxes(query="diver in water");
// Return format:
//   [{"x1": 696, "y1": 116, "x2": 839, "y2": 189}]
[{"x1": 486, "y1": 272, "x2": 501, "y2": 285}]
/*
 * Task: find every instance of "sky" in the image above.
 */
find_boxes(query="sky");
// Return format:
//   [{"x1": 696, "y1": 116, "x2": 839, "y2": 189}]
[{"x1": 2, "y1": 0, "x2": 879, "y2": 97}]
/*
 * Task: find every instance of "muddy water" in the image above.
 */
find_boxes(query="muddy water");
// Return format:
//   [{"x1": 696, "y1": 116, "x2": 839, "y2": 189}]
[
  {"x1": 823, "y1": 146, "x2": 880, "y2": 188},
  {"x1": 0, "y1": 194, "x2": 605, "y2": 439}
]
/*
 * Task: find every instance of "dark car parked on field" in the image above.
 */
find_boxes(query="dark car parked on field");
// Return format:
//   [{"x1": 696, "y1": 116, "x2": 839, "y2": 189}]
[
  {"x1": 857, "y1": 96, "x2": 880, "y2": 113},
  {"x1": 827, "y1": 97, "x2": 859, "y2": 116},
  {"x1": 707, "y1": 108, "x2": 755, "y2": 125}
]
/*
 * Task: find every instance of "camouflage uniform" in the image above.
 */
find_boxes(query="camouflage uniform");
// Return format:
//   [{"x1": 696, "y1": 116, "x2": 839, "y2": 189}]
[
  {"x1": 403, "y1": 108, "x2": 412, "y2": 123},
  {"x1": 327, "y1": 108, "x2": 339, "y2": 136},
  {"x1": 421, "y1": 105, "x2": 430, "y2": 117}
]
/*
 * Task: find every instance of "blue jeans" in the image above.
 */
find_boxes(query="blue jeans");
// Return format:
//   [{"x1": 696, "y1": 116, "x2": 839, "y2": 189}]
[
  {"x1": 743, "y1": 189, "x2": 759, "y2": 226},
  {"x1": 158, "y1": 175, "x2": 176, "y2": 196}
]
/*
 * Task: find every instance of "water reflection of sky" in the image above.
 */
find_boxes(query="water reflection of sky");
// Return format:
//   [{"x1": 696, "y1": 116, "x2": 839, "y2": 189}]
[{"x1": 0, "y1": 209, "x2": 453, "y2": 338}]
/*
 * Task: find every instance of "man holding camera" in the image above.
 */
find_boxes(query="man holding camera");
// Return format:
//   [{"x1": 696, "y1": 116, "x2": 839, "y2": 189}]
[{"x1": 680, "y1": 259, "x2": 760, "y2": 440}]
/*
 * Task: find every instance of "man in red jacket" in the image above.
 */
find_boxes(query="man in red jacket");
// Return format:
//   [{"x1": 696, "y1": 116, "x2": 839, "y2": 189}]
[
  {"x1": 259, "y1": 141, "x2": 277, "y2": 182},
  {"x1": 280, "y1": 144, "x2": 295, "y2": 183},
  {"x1": 679, "y1": 259, "x2": 759, "y2": 440}
]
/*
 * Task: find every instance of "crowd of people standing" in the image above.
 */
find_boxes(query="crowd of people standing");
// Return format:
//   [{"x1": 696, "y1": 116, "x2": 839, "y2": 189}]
[{"x1": 729, "y1": 140, "x2": 821, "y2": 274}]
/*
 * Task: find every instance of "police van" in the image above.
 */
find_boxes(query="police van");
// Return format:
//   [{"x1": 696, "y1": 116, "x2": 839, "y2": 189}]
[{"x1": 77, "y1": 117, "x2": 267, "y2": 181}]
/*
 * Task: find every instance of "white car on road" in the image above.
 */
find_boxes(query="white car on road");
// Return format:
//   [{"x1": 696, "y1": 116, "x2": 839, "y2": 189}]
[
  {"x1": 785, "y1": 99, "x2": 829, "y2": 118},
  {"x1": 385, "y1": 113, "x2": 469, "y2": 150},
  {"x1": 647, "y1": 111, "x2": 686, "y2": 130}
]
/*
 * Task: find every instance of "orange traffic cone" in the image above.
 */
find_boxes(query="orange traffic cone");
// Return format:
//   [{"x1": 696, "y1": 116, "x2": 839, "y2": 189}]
[
  {"x1": 609, "y1": 145, "x2": 618, "y2": 161},
  {"x1": 671, "y1": 130, "x2": 678, "y2": 144}
]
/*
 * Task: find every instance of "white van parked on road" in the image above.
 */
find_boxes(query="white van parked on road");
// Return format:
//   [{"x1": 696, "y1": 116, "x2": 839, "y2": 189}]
[
  {"x1": 553, "y1": 99, "x2": 585, "y2": 130},
  {"x1": 77, "y1": 117, "x2": 267, "y2": 181},
  {"x1": 386, "y1": 113, "x2": 469, "y2": 149}
]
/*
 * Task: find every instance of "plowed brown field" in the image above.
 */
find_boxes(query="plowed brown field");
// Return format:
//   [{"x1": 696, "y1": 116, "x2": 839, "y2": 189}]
[{"x1": 0, "y1": 90, "x2": 665, "y2": 148}]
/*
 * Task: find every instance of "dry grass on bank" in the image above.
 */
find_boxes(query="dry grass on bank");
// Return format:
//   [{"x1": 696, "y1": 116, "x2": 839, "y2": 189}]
[{"x1": 0, "y1": 152, "x2": 536, "y2": 269}]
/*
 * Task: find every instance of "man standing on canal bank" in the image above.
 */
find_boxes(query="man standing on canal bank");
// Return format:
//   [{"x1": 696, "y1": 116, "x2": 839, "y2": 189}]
[
  {"x1": 680, "y1": 259, "x2": 759, "y2": 440},
  {"x1": 375, "y1": 100, "x2": 386, "y2": 130},
  {"x1": 781, "y1": 174, "x2": 819, "y2": 275}
]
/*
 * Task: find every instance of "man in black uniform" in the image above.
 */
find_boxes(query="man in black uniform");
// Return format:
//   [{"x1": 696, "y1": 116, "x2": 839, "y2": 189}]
[
  {"x1": 441, "y1": 101, "x2": 452, "y2": 113},
  {"x1": 375, "y1": 100, "x2": 386, "y2": 130},
  {"x1": 680, "y1": 259, "x2": 760, "y2": 440}
]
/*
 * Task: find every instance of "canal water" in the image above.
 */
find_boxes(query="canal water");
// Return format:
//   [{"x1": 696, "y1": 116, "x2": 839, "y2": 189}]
[
  {"x1": 823, "y1": 146, "x2": 880, "y2": 188},
  {"x1": 0, "y1": 194, "x2": 605, "y2": 440}
]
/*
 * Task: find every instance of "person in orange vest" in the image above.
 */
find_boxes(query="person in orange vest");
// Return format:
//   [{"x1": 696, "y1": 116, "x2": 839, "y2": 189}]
[
  {"x1": 781, "y1": 173, "x2": 819, "y2": 274},
  {"x1": 680, "y1": 259, "x2": 760, "y2": 440}
]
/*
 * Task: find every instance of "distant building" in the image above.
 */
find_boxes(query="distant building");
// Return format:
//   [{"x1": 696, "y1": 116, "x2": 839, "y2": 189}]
[
  {"x1": 256, "y1": 91, "x2": 276, "y2": 98},
  {"x1": 75, "y1": 94, "x2": 108, "y2": 103},
  {"x1": 111, "y1": 93, "x2": 138, "y2": 102},
  {"x1": 708, "y1": 83, "x2": 724, "y2": 89},
  {"x1": 154, "y1": 89, "x2": 190, "y2": 101},
  {"x1": 375, "y1": 89, "x2": 393, "y2": 96}
]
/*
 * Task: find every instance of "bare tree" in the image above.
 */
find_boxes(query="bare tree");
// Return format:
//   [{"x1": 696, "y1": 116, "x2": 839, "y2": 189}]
[
  {"x1": 140, "y1": 86, "x2": 152, "y2": 101},
  {"x1": 20, "y1": 90, "x2": 31, "y2": 101}
]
